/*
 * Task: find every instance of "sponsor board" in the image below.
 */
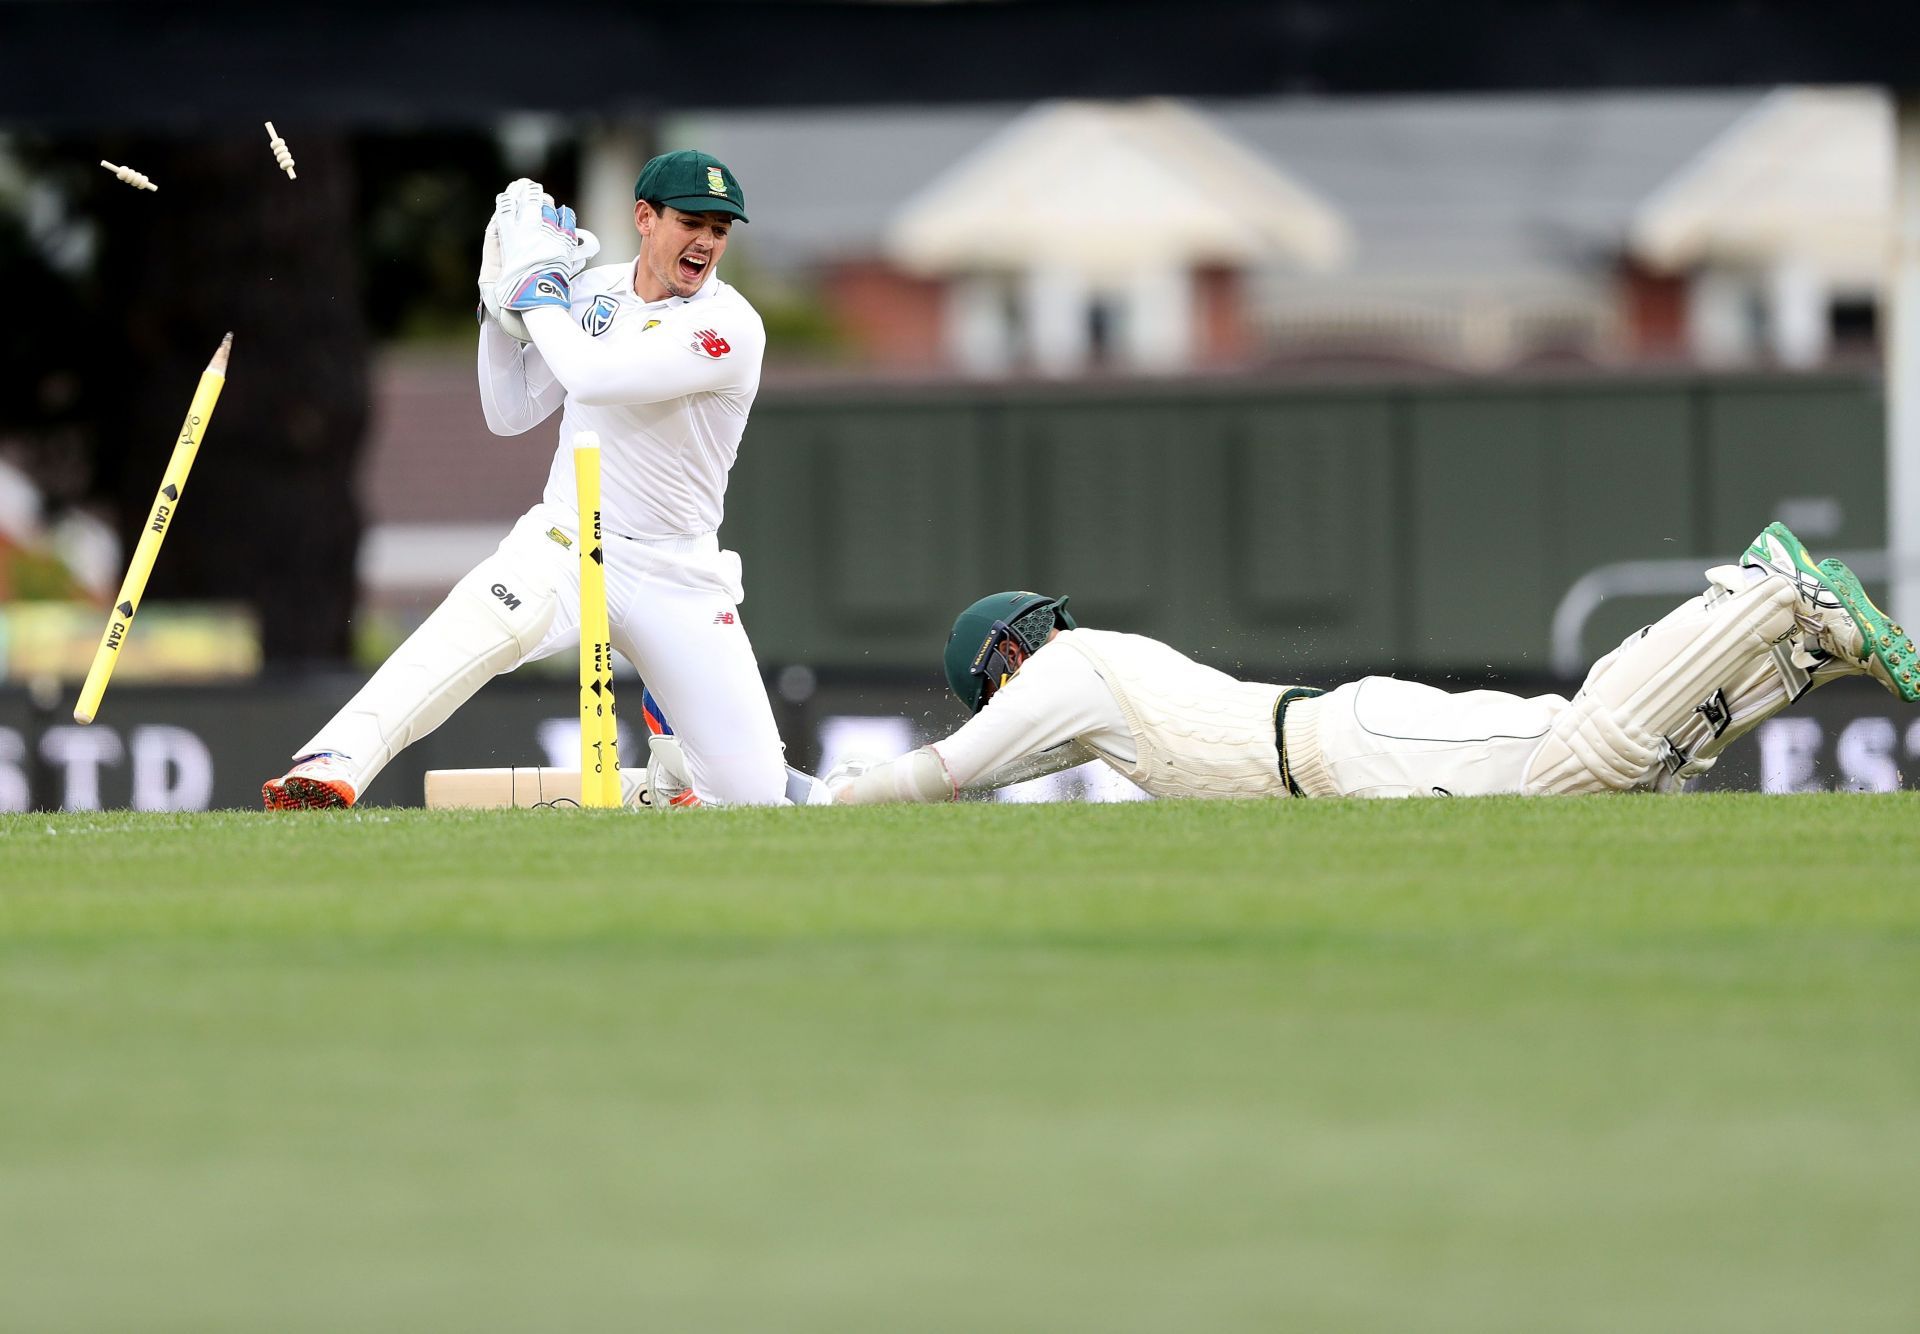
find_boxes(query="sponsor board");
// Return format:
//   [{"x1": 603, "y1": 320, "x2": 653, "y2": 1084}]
[{"x1": 2, "y1": 677, "x2": 1913, "y2": 811}]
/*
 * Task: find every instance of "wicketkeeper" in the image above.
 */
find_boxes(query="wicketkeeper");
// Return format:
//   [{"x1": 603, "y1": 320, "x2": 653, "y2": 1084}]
[
  {"x1": 830, "y1": 522, "x2": 1918, "y2": 804},
  {"x1": 267, "y1": 151, "x2": 816, "y2": 808}
]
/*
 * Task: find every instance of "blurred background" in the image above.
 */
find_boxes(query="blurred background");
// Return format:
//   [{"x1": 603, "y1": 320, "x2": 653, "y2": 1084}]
[{"x1": 2, "y1": 0, "x2": 1918, "y2": 806}]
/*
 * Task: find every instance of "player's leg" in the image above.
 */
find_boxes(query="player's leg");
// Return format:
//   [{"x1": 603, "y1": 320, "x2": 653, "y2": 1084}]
[
  {"x1": 636, "y1": 688, "x2": 832, "y2": 807},
  {"x1": 611, "y1": 579, "x2": 787, "y2": 806},
  {"x1": 1284, "y1": 678, "x2": 1564, "y2": 797},
  {"x1": 1740, "y1": 520, "x2": 1918, "y2": 701},
  {"x1": 264, "y1": 512, "x2": 577, "y2": 809},
  {"x1": 1525, "y1": 521, "x2": 1917, "y2": 795},
  {"x1": 1289, "y1": 521, "x2": 1916, "y2": 799}
]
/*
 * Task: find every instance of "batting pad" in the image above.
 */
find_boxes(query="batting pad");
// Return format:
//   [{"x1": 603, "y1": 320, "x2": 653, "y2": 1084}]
[
  {"x1": 296, "y1": 552, "x2": 560, "y2": 795},
  {"x1": 1525, "y1": 573, "x2": 1799, "y2": 794}
]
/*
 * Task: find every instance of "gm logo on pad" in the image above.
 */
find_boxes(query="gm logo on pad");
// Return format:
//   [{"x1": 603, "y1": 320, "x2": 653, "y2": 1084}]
[{"x1": 581, "y1": 294, "x2": 619, "y2": 337}]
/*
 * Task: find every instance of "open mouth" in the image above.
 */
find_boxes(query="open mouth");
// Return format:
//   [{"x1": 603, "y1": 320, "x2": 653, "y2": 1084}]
[{"x1": 678, "y1": 253, "x2": 709, "y2": 283}]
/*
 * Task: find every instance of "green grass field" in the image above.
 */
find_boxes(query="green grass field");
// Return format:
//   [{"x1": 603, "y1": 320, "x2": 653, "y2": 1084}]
[{"x1": 2, "y1": 796, "x2": 1916, "y2": 1332}]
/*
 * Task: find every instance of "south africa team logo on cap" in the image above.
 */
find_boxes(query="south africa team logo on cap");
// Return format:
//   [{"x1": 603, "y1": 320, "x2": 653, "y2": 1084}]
[
  {"x1": 706, "y1": 166, "x2": 727, "y2": 195},
  {"x1": 581, "y1": 293, "x2": 618, "y2": 337}
]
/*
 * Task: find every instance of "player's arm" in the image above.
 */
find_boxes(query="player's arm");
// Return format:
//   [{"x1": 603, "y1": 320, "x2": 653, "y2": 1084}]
[
  {"x1": 963, "y1": 739, "x2": 1100, "y2": 793},
  {"x1": 491, "y1": 176, "x2": 713, "y2": 411},
  {"x1": 521, "y1": 305, "x2": 761, "y2": 407},
  {"x1": 476, "y1": 321, "x2": 565, "y2": 435},
  {"x1": 474, "y1": 187, "x2": 571, "y2": 435},
  {"x1": 833, "y1": 647, "x2": 1106, "y2": 805}
]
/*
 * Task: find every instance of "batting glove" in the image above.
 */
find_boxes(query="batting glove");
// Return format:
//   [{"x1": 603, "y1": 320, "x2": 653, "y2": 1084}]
[{"x1": 822, "y1": 757, "x2": 879, "y2": 792}]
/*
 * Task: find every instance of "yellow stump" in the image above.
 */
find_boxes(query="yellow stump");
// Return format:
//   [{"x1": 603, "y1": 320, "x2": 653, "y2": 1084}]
[
  {"x1": 573, "y1": 433, "x2": 621, "y2": 807},
  {"x1": 74, "y1": 333, "x2": 233, "y2": 725}
]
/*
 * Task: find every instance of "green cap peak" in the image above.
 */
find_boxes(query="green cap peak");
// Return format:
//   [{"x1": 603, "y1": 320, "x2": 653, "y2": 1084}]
[{"x1": 634, "y1": 149, "x2": 748, "y2": 222}]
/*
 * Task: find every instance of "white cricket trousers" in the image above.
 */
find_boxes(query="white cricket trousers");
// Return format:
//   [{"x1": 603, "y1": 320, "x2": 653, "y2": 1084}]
[
  {"x1": 300, "y1": 503, "x2": 789, "y2": 805},
  {"x1": 1284, "y1": 676, "x2": 1569, "y2": 798}
]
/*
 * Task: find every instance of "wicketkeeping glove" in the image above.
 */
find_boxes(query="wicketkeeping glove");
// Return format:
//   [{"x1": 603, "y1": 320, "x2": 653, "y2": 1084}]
[
  {"x1": 475, "y1": 215, "x2": 533, "y2": 342},
  {"x1": 478, "y1": 182, "x2": 601, "y2": 340},
  {"x1": 644, "y1": 736, "x2": 699, "y2": 809},
  {"x1": 496, "y1": 180, "x2": 592, "y2": 317}
]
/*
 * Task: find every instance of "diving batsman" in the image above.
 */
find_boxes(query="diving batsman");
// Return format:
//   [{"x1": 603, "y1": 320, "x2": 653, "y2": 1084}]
[{"x1": 830, "y1": 522, "x2": 1917, "y2": 804}]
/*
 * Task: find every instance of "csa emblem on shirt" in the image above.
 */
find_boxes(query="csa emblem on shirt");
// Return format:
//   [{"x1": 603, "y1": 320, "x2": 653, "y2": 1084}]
[{"x1": 581, "y1": 294, "x2": 619, "y2": 337}]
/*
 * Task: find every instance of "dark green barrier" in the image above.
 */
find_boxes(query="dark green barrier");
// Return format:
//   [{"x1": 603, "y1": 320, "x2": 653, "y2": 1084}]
[{"x1": 731, "y1": 373, "x2": 1885, "y2": 673}]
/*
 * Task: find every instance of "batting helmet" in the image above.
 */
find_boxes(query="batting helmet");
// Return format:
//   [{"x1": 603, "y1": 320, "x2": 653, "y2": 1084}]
[{"x1": 942, "y1": 590, "x2": 1076, "y2": 714}]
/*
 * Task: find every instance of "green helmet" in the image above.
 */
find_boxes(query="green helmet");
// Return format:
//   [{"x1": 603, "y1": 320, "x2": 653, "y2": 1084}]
[{"x1": 943, "y1": 590, "x2": 1076, "y2": 714}]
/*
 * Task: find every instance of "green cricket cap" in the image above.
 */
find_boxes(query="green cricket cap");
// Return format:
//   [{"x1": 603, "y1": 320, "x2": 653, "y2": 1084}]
[{"x1": 633, "y1": 149, "x2": 748, "y2": 222}]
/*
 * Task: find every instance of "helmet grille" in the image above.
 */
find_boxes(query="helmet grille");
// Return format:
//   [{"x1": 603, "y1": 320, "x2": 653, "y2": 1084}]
[{"x1": 1009, "y1": 603, "x2": 1059, "y2": 653}]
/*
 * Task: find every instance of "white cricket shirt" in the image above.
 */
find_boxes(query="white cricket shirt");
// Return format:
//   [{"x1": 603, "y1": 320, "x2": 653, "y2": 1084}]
[
  {"x1": 478, "y1": 261, "x2": 766, "y2": 538},
  {"x1": 930, "y1": 633, "x2": 1136, "y2": 785},
  {"x1": 925, "y1": 629, "x2": 1295, "y2": 800}
]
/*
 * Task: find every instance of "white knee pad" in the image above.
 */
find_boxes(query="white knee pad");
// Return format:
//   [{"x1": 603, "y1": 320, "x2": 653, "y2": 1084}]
[
  {"x1": 297, "y1": 549, "x2": 560, "y2": 789},
  {"x1": 1524, "y1": 571, "x2": 1800, "y2": 794}
]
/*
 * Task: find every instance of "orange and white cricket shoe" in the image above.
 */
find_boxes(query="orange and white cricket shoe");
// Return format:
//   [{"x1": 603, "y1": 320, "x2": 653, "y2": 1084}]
[{"x1": 262, "y1": 753, "x2": 358, "y2": 810}]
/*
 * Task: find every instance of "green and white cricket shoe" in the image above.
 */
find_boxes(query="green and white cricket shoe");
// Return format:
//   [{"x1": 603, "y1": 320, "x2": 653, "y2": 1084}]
[
  {"x1": 1816, "y1": 556, "x2": 1919, "y2": 702},
  {"x1": 1743, "y1": 521, "x2": 1834, "y2": 604},
  {"x1": 1741, "y1": 520, "x2": 1918, "y2": 702}
]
